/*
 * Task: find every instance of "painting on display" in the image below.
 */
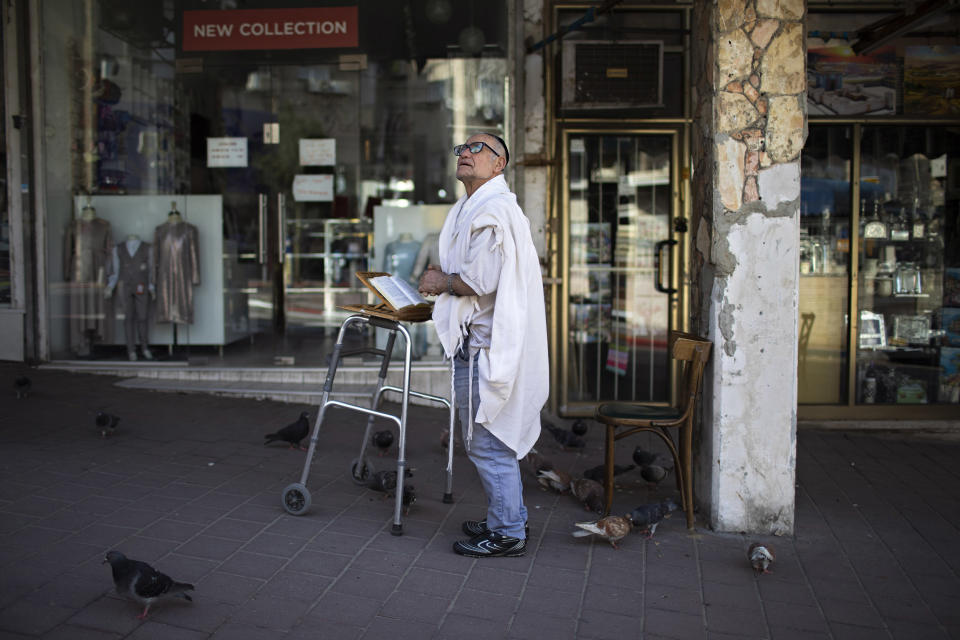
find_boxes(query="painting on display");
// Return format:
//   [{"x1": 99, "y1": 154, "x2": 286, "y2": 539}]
[
  {"x1": 904, "y1": 46, "x2": 960, "y2": 116},
  {"x1": 807, "y1": 41, "x2": 897, "y2": 116}
]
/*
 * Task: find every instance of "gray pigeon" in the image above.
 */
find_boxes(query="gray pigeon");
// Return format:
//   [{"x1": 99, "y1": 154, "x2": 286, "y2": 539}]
[
  {"x1": 264, "y1": 411, "x2": 310, "y2": 450},
  {"x1": 95, "y1": 411, "x2": 120, "y2": 438},
  {"x1": 544, "y1": 422, "x2": 585, "y2": 449},
  {"x1": 629, "y1": 498, "x2": 680, "y2": 538},
  {"x1": 640, "y1": 464, "x2": 668, "y2": 485},
  {"x1": 748, "y1": 543, "x2": 775, "y2": 574},
  {"x1": 14, "y1": 376, "x2": 31, "y2": 399},
  {"x1": 103, "y1": 550, "x2": 194, "y2": 618},
  {"x1": 582, "y1": 463, "x2": 635, "y2": 483}
]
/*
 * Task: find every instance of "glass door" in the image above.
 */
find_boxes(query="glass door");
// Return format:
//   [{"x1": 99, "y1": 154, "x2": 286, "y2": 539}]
[
  {"x1": 191, "y1": 62, "x2": 369, "y2": 365},
  {"x1": 560, "y1": 130, "x2": 680, "y2": 412}
]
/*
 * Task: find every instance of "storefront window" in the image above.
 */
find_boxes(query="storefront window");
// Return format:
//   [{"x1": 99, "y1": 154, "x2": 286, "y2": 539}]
[
  {"x1": 41, "y1": 0, "x2": 508, "y2": 362},
  {"x1": 798, "y1": 127, "x2": 852, "y2": 404},
  {"x1": 855, "y1": 126, "x2": 960, "y2": 405}
]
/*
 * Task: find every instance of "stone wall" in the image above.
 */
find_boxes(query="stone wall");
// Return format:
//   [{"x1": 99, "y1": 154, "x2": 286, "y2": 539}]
[{"x1": 691, "y1": 0, "x2": 806, "y2": 535}]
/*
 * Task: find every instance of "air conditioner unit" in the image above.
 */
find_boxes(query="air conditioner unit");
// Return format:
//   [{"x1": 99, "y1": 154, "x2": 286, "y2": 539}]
[{"x1": 561, "y1": 40, "x2": 663, "y2": 110}]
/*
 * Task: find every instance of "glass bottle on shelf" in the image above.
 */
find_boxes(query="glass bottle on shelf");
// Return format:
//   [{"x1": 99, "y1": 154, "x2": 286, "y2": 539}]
[{"x1": 889, "y1": 206, "x2": 910, "y2": 241}]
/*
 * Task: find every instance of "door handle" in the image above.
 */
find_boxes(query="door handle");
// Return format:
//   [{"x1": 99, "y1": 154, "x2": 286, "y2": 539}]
[
  {"x1": 654, "y1": 239, "x2": 677, "y2": 294},
  {"x1": 277, "y1": 193, "x2": 286, "y2": 265},
  {"x1": 257, "y1": 193, "x2": 267, "y2": 264}
]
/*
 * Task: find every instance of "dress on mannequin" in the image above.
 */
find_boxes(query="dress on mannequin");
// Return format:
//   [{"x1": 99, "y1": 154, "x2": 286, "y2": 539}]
[
  {"x1": 64, "y1": 204, "x2": 113, "y2": 355},
  {"x1": 106, "y1": 236, "x2": 155, "y2": 361},
  {"x1": 154, "y1": 206, "x2": 200, "y2": 324}
]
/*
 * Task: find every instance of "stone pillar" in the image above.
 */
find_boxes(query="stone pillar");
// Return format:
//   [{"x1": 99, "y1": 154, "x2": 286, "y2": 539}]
[{"x1": 690, "y1": 0, "x2": 806, "y2": 535}]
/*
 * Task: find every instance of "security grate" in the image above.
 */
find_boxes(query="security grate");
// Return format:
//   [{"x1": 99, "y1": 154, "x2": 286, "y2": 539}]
[{"x1": 561, "y1": 41, "x2": 663, "y2": 109}]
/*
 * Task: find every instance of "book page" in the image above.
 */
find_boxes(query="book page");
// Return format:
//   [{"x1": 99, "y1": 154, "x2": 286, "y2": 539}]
[{"x1": 369, "y1": 275, "x2": 427, "y2": 309}]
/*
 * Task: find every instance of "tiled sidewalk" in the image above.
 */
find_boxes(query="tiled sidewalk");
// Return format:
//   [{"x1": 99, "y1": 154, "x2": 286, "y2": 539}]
[{"x1": 0, "y1": 363, "x2": 958, "y2": 639}]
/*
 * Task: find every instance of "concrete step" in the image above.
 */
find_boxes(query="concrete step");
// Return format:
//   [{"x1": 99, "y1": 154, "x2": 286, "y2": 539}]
[{"x1": 42, "y1": 360, "x2": 453, "y2": 407}]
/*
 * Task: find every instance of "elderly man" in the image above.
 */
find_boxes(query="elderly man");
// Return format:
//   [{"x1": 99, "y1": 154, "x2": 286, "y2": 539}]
[{"x1": 419, "y1": 133, "x2": 549, "y2": 557}]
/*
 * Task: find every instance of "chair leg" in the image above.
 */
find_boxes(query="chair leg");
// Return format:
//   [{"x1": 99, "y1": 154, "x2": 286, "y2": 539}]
[
  {"x1": 681, "y1": 422, "x2": 694, "y2": 530},
  {"x1": 604, "y1": 424, "x2": 615, "y2": 517}
]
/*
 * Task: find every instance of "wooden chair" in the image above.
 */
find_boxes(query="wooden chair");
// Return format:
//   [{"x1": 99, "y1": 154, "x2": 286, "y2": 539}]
[{"x1": 594, "y1": 330, "x2": 712, "y2": 529}]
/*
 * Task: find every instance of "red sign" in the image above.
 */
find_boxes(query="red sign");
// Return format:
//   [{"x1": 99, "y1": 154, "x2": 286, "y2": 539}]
[{"x1": 183, "y1": 7, "x2": 358, "y2": 51}]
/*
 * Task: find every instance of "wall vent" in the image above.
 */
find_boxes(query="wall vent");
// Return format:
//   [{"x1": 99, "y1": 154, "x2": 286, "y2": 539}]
[{"x1": 561, "y1": 40, "x2": 663, "y2": 109}]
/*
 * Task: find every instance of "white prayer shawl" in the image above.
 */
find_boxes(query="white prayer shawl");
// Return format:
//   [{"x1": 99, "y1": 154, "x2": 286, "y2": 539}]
[{"x1": 433, "y1": 175, "x2": 549, "y2": 459}]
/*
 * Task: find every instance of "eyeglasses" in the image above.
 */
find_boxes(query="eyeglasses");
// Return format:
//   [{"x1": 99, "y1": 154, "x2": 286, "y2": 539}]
[{"x1": 453, "y1": 141, "x2": 501, "y2": 157}]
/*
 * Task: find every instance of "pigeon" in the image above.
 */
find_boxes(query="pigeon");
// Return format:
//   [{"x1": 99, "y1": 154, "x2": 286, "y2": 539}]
[
  {"x1": 525, "y1": 448, "x2": 554, "y2": 475},
  {"x1": 95, "y1": 411, "x2": 120, "y2": 438},
  {"x1": 629, "y1": 498, "x2": 680, "y2": 538},
  {"x1": 748, "y1": 543, "x2": 775, "y2": 574},
  {"x1": 264, "y1": 411, "x2": 310, "y2": 450},
  {"x1": 571, "y1": 418, "x2": 589, "y2": 437},
  {"x1": 372, "y1": 429, "x2": 394, "y2": 456},
  {"x1": 367, "y1": 468, "x2": 413, "y2": 493},
  {"x1": 536, "y1": 468, "x2": 572, "y2": 493},
  {"x1": 401, "y1": 484, "x2": 416, "y2": 514},
  {"x1": 570, "y1": 477, "x2": 605, "y2": 513},
  {"x1": 13, "y1": 376, "x2": 31, "y2": 399},
  {"x1": 103, "y1": 550, "x2": 194, "y2": 619},
  {"x1": 640, "y1": 464, "x2": 668, "y2": 485},
  {"x1": 572, "y1": 515, "x2": 633, "y2": 549},
  {"x1": 582, "y1": 463, "x2": 635, "y2": 483},
  {"x1": 633, "y1": 445, "x2": 673, "y2": 470},
  {"x1": 544, "y1": 422, "x2": 585, "y2": 449}
]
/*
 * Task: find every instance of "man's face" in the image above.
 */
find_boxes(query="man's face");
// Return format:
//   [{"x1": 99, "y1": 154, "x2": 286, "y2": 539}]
[{"x1": 456, "y1": 135, "x2": 504, "y2": 184}]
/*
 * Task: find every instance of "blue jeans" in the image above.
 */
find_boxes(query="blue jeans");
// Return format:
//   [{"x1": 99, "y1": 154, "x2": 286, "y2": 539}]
[{"x1": 454, "y1": 349, "x2": 528, "y2": 539}]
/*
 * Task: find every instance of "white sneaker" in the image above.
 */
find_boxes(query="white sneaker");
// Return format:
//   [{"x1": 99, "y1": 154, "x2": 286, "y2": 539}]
[
  {"x1": 127, "y1": 351, "x2": 137, "y2": 361},
  {"x1": 141, "y1": 346, "x2": 154, "y2": 360}
]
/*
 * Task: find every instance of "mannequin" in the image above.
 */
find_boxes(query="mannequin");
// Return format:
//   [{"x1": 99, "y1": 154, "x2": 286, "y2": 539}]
[
  {"x1": 382, "y1": 232, "x2": 421, "y2": 283},
  {"x1": 64, "y1": 199, "x2": 113, "y2": 355},
  {"x1": 105, "y1": 234, "x2": 155, "y2": 361},
  {"x1": 154, "y1": 202, "x2": 200, "y2": 324}
]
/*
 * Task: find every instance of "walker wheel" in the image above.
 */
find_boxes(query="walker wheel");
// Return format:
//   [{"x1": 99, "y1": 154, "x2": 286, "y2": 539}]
[
  {"x1": 349, "y1": 457, "x2": 374, "y2": 485},
  {"x1": 281, "y1": 483, "x2": 311, "y2": 515}
]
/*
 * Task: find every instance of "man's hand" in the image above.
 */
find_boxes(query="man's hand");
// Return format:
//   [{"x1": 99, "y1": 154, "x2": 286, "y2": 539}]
[{"x1": 418, "y1": 264, "x2": 445, "y2": 296}]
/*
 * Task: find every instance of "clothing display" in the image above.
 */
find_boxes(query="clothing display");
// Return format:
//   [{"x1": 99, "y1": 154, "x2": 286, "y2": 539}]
[
  {"x1": 154, "y1": 218, "x2": 200, "y2": 324},
  {"x1": 106, "y1": 237, "x2": 155, "y2": 359},
  {"x1": 64, "y1": 211, "x2": 114, "y2": 354},
  {"x1": 381, "y1": 233, "x2": 421, "y2": 282}
]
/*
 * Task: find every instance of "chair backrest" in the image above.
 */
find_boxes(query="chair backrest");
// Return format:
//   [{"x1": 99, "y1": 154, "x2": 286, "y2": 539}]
[{"x1": 669, "y1": 331, "x2": 712, "y2": 415}]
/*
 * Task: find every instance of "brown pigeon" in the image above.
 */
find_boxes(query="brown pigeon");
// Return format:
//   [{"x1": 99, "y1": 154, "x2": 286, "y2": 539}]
[
  {"x1": 537, "y1": 468, "x2": 572, "y2": 493},
  {"x1": 572, "y1": 515, "x2": 633, "y2": 549},
  {"x1": 570, "y1": 477, "x2": 604, "y2": 513}
]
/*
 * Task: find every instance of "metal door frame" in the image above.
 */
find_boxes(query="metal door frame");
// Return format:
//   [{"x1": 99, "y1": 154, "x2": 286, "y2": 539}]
[{"x1": 556, "y1": 127, "x2": 684, "y2": 416}]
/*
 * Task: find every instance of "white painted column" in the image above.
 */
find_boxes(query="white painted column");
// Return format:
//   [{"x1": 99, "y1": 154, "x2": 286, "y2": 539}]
[{"x1": 692, "y1": 0, "x2": 806, "y2": 534}]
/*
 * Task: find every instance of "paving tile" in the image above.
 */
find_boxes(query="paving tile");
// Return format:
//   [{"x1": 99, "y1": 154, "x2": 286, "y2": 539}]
[
  {"x1": 64, "y1": 597, "x2": 145, "y2": 636},
  {"x1": 332, "y1": 568, "x2": 401, "y2": 600},
  {"x1": 0, "y1": 599, "x2": 77, "y2": 636},
  {"x1": 351, "y1": 548, "x2": 416, "y2": 577},
  {"x1": 208, "y1": 622, "x2": 287, "y2": 640},
  {"x1": 576, "y1": 609, "x2": 640, "y2": 640},
  {"x1": 828, "y1": 621, "x2": 893, "y2": 640},
  {"x1": 525, "y1": 564, "x2": 585, "y2": 593},
  {"x1": 462, "y1": 565, "x2": 527, "y2": 596},
  {"x1": 290, "y1": 549, "x2": 352, "y2": 577},
  {"x1": 258, "y1": 570, "x2": 330, "y2": 602},
  {"x1": 242, "y1": 532, "x2": 306, "y2": 558},
  {"x1": 39, "y1": 624, "x2": 123, "y2": 640},
  {"x1": 582, "y1": 583, "x2": 643, "y2": 616},
  {"x1": 286, "y1": 621, "x2": 362, "y2": 640},
  {"x1": 398, "y1": 567, "x2": 464, "y2": 598},
  {"x1": 705, "y1": 604, "x2": 769, "y2": 637},
  {"x1": 645, "y1": 584, "x2": 702, "y2": 615},
  {"x1": 450, "y1": 588, "x2": 517, "y2": 621},
  {"x1": 380, "y1": 591, "x2": 450, "y2": 624},
  {"x1": 518, "y1": 585, "x2": 582, "y2": 617},
  {"x1": 361, "y1": 615, "x2": 436, "y2": 640},
  {"x1": 764, "y1": 601, "x2": 830, "y2": 633},
  {"x1": 139, "y1": 519, "x2": 206, "y2": 542},
  {"x1": 217, "y1": 551, "x2": 287, "y2": 579},
  {"x1": 305, "y1": 591, "x2": 383, "y2": 627},
  {"x1": 819, "y1": 598, "x2": 885, "y2": 627},
  {"x1": 126, "y1": 622, "x2": 209, "y2": 640},
  {"x1": 437, "y1": 613, "x2": 509, "y2": 640},
  {"x1": 229, "y1": 594, "x2": 311, "y2": 631},
  {"x1": 644, "y1": 606, "x2": 706, "y2": 639},
  {"x1": 195, "y1": 571, "x2": 264, "y2": 605},
  {"x1": 304, "y1": 532, "x2": 370, "y2": 555},
  {"x1": 507, "y1": 610, "x2": 577, "y2": 640},
  {"x1": 175, "y1": 535, "x2": 244, "y2": 561}
]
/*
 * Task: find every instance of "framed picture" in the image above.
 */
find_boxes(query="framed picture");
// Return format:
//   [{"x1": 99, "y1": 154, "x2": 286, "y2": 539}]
[{"x1": 858, "y1": 310, "x2": 886, "y2": 349}]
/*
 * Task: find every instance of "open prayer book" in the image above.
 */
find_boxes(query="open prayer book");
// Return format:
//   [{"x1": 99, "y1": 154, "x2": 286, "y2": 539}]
[{"x1": 339, "y1": 271, "x2": 434, "y2": 322}]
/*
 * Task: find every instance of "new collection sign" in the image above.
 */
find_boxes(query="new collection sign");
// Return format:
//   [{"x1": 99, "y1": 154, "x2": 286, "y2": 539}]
[{"x1": 182, "y1": 7, "x2": 358, "y2": 51}]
